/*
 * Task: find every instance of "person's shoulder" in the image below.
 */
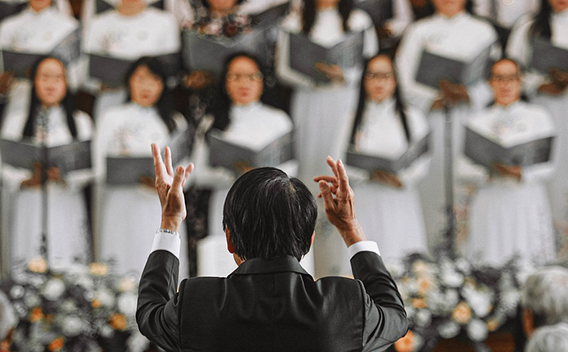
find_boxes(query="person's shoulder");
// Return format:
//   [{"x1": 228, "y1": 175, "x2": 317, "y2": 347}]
[
  {"x1": 348, "y1": 9, "x2": 373, "y2": 30},
  {"x1": 521, "y1": 101, "x2": 553, "y2": 121},
  {"x1": 280, "y1": 11, "x2": 301, "y2": 31},
  {"x1": 259, "y1": 103, "x2": 290, "y2": 120},
  {"x1": 143, "y1": 7, "x2": 177, "y2": 24},
  {"x1": 465, "y1": 13, "x2": 497, "y2": 33}
]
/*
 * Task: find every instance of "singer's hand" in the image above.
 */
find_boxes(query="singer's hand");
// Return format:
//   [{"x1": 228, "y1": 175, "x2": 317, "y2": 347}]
[{"x1": 20, "y1": 163, "x2": 42, "y2": 188}]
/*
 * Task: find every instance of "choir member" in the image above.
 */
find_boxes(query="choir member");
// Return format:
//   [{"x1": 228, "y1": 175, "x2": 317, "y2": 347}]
[
  {"x1": 395, "y1": 0, "x2": 499, "y2": 237},
  {"x1": 463, "y1": 59, "x2": 555, "y2": 266},
  {"x1": 0, "y1": 0, "x2": 80, "y2": 117},
  {"x1": 189, "y1": 52, "x2": 309, "y2": 276},
  {"x1": 82, "y1": 0, "x2": 180, "y2": 118},
  {"x1": 276, "y1": 0, "x2": 378, "y2": 193},
  {"x1": 1, "y1": 56, "x2": 93, "y2": 268},
  {"x1": 507, "y1": 0, "x2": 568, "y2": 232},
  {"x1": 348, "y1": 54, "x2": 430, "y2": 261},
  {"x1": 94, "y1": 57, "x2": 189, "y2": 277}
]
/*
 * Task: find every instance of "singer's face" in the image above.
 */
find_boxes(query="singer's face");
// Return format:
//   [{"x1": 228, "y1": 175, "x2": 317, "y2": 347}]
[
  {"x1": 315, "y1": 0, "x2": 341, "y2": 8},
  {"x1": 364, "y1": 55, "x2": 396, "y2": 103},
  {"x1": 129, "y1": 65, "x2": 164, "y2": 107},
  {"x1": 35, "y1": 58, "x2": 67, "y2": 107},
  {"x1": 29, "y1": 0, "x2": 52, "y2": 12},
  {"x1": 225, "y1": 56, "x2": 263, "y2": 106},
  {"x1": 433, "y1": 0, "x2": 466, "y2": 16},
  {"x1": 489, "y1": 60, "x2": 522, "y2": 106},
  {"x1": 549, "y1": 0, "x2": 568, "y2": 13},
  {"x1": 207, "y1": 0, "x2": 239, "y2": 12}
]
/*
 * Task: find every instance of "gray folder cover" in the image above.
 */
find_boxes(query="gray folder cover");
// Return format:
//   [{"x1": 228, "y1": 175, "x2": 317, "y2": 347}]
[
  {"x1": 0, "y1": 139, "x2": 92, "y2": 174},
  {"x1": 2, "y1": 50, "x2": 42, "y2": 78},
  {"x1": 89, "y1": 54, "x2": 132, "y2": 87},
  {"x1": 182, "y1": 29, "x2": 266, "y2": 74},
  {"x1": 0, "y1": 1, "x2": 26, "y2": 22},
  {"x1": 415, "y1": 46, "x2": 491, "y2": 88},
  {"x1": 51, "y1": 27, "x2": 81, "y2": 66},
  {"x1": 105, "y1": 131, "x2": 191, "y2": 185},
  {"x1": 355, "y1": 0, "x2": 393, "y2": 26},
  {"x1": 346, "y1": 133, "x2": 430, "y2": 174},
  {"x1": 464, "y1": 127, "x2": 553, "y2": 168},
  {"x1": 208, "y1": 130, "x2": 294, "y2": 172},
  {"x1": 289, "y1": 31, "x2": 364, "y2": 83},
  {"x1": 530, "y1": 38, "x2": 568, "y2": 74}
]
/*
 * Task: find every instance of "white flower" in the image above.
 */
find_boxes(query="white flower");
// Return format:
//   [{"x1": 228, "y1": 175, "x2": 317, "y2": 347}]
[
  {"x1": 463, "y1": 285, "x2": 492, "y2": 318},
  {"x1": 501, "y1": 290, "x2": 521, "y2": 314},
  {"x1": 10, "y1": 285, "x2": 25, "y2": 299},
  {"x1": 455, "y1": 258, "x2": 472, "y2": 274},
  {"x1": 118, "y1": 292, "x2": 138, "y2": 316},
  {"x1": 441, "y1": 268, "x2": 464, "y2": 287},
  {"x1": 467, "y1": 319, "x2": 488, "y2": 341},
  {"x1": 415, "y1": 309, "x2": 432, "y2": 327},
  {"x1": 61, "y1": 299, "x2": 77, "y2": 313},
  {"x1": 99, "y1": 324, "x2": 114, "y2": 338},
  {"x1": 62, "y1": 315, "x2": 85, "y2": 336},
  {"x1": 405, "y1": 306, "x2": 416, "y2": 320},
  {"x1": 95, "y1": 288, "x2": 115, "y2": 307},
  {"x1": 118, "y1": 277, "x2": 137, "y2": 293},
  {"x1": 438, "y1": 321, "x2": 460, "y2": 339},
  {"x1": 42, "y1": 278, "x2": 66, "y2": 301},
  {"x1": 76, "y1": 275, "x2": 94, "y2": 290},
  {"x1": 23, "y1": 291, "x2": 40, "y2": 307},
  {"x1": 127, "y1": 330, "x2": 150, "y2": 352},
  {"x1": 385, "y1": 260, "x2": 405, "y2": 279}
]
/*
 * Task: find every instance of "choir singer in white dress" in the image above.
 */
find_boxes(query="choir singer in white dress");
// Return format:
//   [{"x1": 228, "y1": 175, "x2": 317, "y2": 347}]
[
  {"x1": 463, "y1": 59, "x2": 556, "y2": 267},
  {"x1": 94, "y1": 57, "x2": 190, "y2": 277},
  {"x1": 1, "y1": 56, "x2": 93, "y2": 269},
  {"x1": 395, "y1": 0, "x2": 500, "y2": 239},
  {"x1": 506, "y1": 0, "x2": 568, "y2": 235},
  {"x1": 190, "y1": 52, "x2": 313, "y2": 276},
  {"x1": 348, "y1": 54, "x2": 430, "y2": 262},
  {"x1": 0, "y1": 0, "x2": 80, "y2": 117},
  {"x1": 276, "y1": 0, "x2": 378, "y2": 193}
]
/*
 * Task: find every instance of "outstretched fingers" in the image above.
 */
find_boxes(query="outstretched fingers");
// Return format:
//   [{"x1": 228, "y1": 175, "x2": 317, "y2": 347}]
[
  {"x1": 335, "y1": 159, "x2": 350, "y2": 200},
  {"x1": 164, "y1": 146, "x2": 174, "y2": 177},
  {"x1": 152, "y1": 144, "x2": 165, "y2": 181}
]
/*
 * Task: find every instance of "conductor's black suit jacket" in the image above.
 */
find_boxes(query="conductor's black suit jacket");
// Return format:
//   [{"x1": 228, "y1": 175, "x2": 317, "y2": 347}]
[{"x1": 137, "y1": 248, "x2": 408, "y2": 352}]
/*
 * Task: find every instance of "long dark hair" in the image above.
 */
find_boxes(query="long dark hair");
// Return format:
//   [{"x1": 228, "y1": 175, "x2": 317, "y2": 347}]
[
  {"x1": 301, "y1": 0, "x2": 353, "y2": 34},
  {"x1": 22, "y1": 56, "x2": 77, "y2": 140},
  {"x1": 530, "y1": 0, "x2": 553, "y2": 39},
  {"x1": 124, "y1": 56, "x2": 176, "y2": 133},
  {"x1": 350, "y1": 54, "x2": 411, "y2": 145},
  {"x1": 209, "y1": 52, "x2": 266, "y2": 131}
]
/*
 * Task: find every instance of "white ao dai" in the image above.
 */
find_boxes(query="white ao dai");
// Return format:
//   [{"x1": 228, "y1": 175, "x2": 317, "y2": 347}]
[{"x1": 463, "y1": 101, "x2": 556, "y2": 267}]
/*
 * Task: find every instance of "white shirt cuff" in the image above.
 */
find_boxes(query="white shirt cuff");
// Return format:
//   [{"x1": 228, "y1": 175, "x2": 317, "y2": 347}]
[
  {"x1": 348, "y1": 241, "x2": 381, "y2": 259},
  {"x1": 150, "y1": 232, "x2": 181, "y2": 259}
]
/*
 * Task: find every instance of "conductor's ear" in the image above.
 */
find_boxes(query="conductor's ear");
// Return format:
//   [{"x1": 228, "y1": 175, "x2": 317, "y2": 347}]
[{"x1": 226, "y1": 229, "x2": 235, "y2": 254}]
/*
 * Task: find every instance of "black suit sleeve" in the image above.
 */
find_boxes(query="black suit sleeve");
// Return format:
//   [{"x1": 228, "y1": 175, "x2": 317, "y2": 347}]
[
  {"x1": 351, "y1": 251, "x2": 409, "y2": 352},
  {"x1": 136, "y1": 250, "x2": 184, "y2": 352}
]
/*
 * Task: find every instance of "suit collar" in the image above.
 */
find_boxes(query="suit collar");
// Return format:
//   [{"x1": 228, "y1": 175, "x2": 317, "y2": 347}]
[{"x1": 228, "y1": 256, "x2": 312, "y2": 278}]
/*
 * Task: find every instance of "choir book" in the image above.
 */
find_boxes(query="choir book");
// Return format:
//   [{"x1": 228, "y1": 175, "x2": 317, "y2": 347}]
[
  {"x1": 0, "y1": 1, "x2": 26, "y2": 22},
  {"x1": 105, "y1": 130, "x2": 191, "y2": 185},
  {"x1": 530, "y1": 38, "x2": 568, "y2": 74},
  {"x1": 182, "y1": 29, "x2": 266, "y2": 75},
  {"x1": 208, "y1": 130, "x2": 294, "y2": 173},
  {"x1": 288, "y1": 31, "x2": 364, "y2": 84},
  {"x1": 345, "y1": 133, "x2": 430, "y2": 174},
  {"x1": 415, "y1": 45, "x2": 492, "y2": 88},
  {"x1": 0, "y1": 139, "x2": 92, "y2": 174},
  {"x1": 354, "y1": 0, "x2": 393, "y2": 27},
  {"x1": 95, "y1": 0, "x2": 164, "y2": 14},
  {"x1": 464, "y1": 127, "x2": 554, "y2": 169}
]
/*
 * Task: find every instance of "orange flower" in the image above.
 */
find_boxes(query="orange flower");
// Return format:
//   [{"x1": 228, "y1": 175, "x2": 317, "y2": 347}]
[
  {"x1": 418, "y1": 278, "x2": 432, "y2": 295},
  {"x1": 412, "y1": 298, "x2": 427, "y2": 309},
  {"x1": 394, "y1": 330, "x2": 417, "y2": 352},
  {"x1": 48, "y1": 337, "x2": 64, "y2": 351},
  {"x1": 452, "y1": 302, "x2": 472, "y2": 324},
  {"x1": 487, "y1": 318, "x2": 499, "y2": 332},
  {"x1": 92, "y1": 299, "x2": 101, "y2": 308},
  {"x1": 30, "y1": 307, "x2": 43, "y2": 322},
  {"x1": 109, "y1": 313, "x2": 127, "y2": 331},
  {"x1": 28, "y1": 258, "x2": 47, "y2": 273},
  {"x1": 89, "y1": 263, "x2": 109, "y2": 276}
]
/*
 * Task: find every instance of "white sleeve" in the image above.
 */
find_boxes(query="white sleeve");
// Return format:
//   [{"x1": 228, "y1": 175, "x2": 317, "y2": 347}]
[
  {"x1": 395, "y1": 25, "x2": 439, "y2": 113},
  {"x1": 348, "y1": 241, "x2": 381, "y2": 258},
  {"x1": 384, "y1": 0, "x2": 414, "y2": 37},
  {"x1": 398, "y1": 153, "x2": 430, "y2": 186},
  {"x1": 164, "y1": 0, "x2": 194, "y2": 27},
  {"x1": 161, "y1": 13, "x2": 182, "y2": 53}
]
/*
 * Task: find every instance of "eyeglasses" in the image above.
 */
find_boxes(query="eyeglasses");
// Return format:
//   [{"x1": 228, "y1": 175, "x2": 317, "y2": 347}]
[
  {"x1": 226, "y1": 72, "x2": 263, "y2": 82},
  {"x1": 490, "y1": 74, "x2": 521, "y2": 83},
  {"x1": 364, "y1": 71, "x2": 395, "y2": 81}
]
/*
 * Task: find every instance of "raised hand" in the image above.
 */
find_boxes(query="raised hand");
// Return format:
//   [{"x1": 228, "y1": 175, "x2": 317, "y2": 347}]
[
  {"x1": 152, "y1": 144, "x2": 194, "y2": 232},
  {"x1": 314, "y1": 156, "x2": 366, "y2": 247}
]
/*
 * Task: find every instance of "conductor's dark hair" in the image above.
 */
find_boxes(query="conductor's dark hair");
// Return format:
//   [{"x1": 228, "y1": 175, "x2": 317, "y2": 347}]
[
  {"x1": 201, "y1": 0, "x2": 246, "y2": 9},
  {"x1": 223, "y1": 167, "x2": 317, "y2": 261},
  {"x1": 530, "y1": 0, "x2": 553, "y2": 40},
  {"x1": 124, "y1": 56, "x2": 176, "y2": 133},
  {"x1": 209, "y1": 51, "x2": 266, "y2": 131},
  {"x1": 351, "y1": 54, "x2": 410, "y2": 144},
  {"x1": 23, "y1": 56, "x2": 77, "y2": 140},
  {"x1": 302, "y1": 0, "x2": 353, "y2": 34}
]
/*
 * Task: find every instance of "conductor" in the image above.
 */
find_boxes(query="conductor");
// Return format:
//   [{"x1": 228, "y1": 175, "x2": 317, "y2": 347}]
[{"x1": 136, "y1": 144, "x2": 409, "y2": 351}]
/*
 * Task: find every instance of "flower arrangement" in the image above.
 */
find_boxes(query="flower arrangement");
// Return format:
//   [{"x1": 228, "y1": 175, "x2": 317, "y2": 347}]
[
  {"x1": 186, "y1": 10, "x2": 253, "y2": 38},
  {"x1": 1, "y1": 259, "x2": 149, "y2": 352},
  {"x1": 387, "y1": 254, "x2": 535, "y2": 352}
]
